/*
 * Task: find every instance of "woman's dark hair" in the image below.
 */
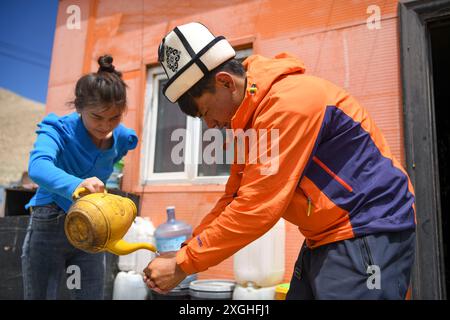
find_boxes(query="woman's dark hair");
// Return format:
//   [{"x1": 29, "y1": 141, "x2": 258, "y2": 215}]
[
  {"x1": 69, "y1": 54, "x2": 127, "y2": 112},
  {"x1": 177, "y1": 59, "x2": 245, "y2": 117}
]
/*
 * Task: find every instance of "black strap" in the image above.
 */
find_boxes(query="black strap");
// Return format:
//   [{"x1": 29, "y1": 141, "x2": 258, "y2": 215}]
[
  {"x1": 174, "y1": 27, "x2": 195, "y2": 57},
  {"x1": 174, "y1": 27, "x2": 209, "y2": 75}
]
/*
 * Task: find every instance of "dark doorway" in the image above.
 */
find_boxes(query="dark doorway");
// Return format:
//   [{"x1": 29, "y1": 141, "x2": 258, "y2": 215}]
[
  {"x1": 400, "y1": 0, "x2": 450, "y2": 299},
  {"x1": 429, "y1": 19, "x2": 450, "y2": 297}
]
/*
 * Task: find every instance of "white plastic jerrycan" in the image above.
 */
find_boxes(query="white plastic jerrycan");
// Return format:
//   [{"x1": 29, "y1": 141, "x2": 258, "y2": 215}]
[
  {"x1": 233, "y1": 283, "x2": 277, "y2": 300},
  {"x1": 233, "y1": 219, "x2": 285, "y2": 288},
  {"x1": 112, "y1": 271, "x2": 149, "y2": 300},
  {"x1": 117, "y1": 220, "x2": 138, "y2": 271},
  {"x1": 118, "y1": 217, "x2": 156, "y2": 273},
  {"x1": 135, "y1": 217, "x2": 156, "y2": 274}
]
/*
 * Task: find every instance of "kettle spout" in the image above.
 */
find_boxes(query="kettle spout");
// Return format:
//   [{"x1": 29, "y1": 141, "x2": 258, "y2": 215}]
[{"x1": 106, "y1": 239, "x2": 157, "y2": 255}]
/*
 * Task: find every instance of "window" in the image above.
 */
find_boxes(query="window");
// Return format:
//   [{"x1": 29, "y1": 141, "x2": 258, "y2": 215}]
[{"x1": 141, "y1": 48, "x2": 252, "y2": 185}]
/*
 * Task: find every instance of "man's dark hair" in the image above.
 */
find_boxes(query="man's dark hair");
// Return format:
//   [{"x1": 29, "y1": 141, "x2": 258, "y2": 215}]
[{"x1": 177, "y1": 59, "x2": 246, "y2": 117}]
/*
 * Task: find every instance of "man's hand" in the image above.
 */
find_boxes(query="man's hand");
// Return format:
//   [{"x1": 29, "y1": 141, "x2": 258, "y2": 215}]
[{"x1": 143, "y1": 252, "x2": 187, "y2": 294}]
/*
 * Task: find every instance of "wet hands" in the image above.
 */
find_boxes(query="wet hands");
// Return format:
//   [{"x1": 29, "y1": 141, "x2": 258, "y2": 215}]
[{"x1": 143, "y1": 251, "x2": 187, "y2": 294}]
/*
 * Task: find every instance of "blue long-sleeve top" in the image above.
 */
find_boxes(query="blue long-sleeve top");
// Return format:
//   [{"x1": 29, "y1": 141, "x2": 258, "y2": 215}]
[{"x1": 26, "y1": 112, "x2": 138, "y2": 212}]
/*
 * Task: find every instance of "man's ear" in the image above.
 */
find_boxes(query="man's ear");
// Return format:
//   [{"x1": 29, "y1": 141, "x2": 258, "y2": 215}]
[{"x1": 215, "y1": 72, "x2": 235, "y2": 90}]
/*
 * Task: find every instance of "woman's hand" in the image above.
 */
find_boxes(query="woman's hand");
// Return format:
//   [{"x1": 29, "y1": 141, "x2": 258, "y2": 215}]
[{"x1": 77, "y1": 177, "x2": 105, "y2": 194}]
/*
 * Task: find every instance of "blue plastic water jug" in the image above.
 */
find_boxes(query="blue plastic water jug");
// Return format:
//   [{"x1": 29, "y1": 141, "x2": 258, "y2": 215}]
[
  {"x1": 155, "y1": 206, "x2": 192, "y2": 253},
  {"x1": 154, "y1": 206, "x2": 197, "y2": 292}
]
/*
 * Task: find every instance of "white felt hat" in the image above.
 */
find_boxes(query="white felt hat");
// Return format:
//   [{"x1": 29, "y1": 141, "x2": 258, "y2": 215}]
[{"x1": 158, "y1": 22, "x2": 236, "y2": 103}]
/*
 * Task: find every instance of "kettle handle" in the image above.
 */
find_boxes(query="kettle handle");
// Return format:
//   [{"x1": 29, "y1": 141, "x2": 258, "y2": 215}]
[{"x1": 72, "y1": 187, "x2": 107, "y2": 200}]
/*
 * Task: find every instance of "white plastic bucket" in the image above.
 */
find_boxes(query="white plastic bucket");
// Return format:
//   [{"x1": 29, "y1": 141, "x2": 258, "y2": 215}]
[{"x1": 189, "y1": 279, "x2": 235, "y2": 300}]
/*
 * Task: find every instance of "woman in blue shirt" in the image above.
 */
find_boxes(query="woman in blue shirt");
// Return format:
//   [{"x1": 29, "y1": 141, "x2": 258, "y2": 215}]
[{"x1": 21, "y1": 55, "x2": 138, "y2": 300}]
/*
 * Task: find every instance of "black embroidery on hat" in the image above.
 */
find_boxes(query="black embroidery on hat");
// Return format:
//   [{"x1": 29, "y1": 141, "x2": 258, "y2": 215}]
[{"x1": 166, "y1": 46, "x2": 180, "y2": 72}]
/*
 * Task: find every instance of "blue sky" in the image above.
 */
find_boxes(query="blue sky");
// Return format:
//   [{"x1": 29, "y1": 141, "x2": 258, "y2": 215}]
[{"x1": 0, "y1": 0, "x2": 59, "y2": 103}]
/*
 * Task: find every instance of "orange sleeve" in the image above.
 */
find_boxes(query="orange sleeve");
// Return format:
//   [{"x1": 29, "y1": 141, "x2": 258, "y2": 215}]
[{"x1": 177, "y1": 78, "x2": 327, "y2": 275}]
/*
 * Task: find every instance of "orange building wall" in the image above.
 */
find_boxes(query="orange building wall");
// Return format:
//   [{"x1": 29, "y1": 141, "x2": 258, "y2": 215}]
[{"x1": 47, "y1": 0, "x2": 404, "y2": 283}]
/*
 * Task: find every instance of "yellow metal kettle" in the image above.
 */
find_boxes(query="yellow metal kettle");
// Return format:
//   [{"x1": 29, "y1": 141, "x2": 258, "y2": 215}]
[{"x1": 64, "y1": 187, "x2": 157, "y2": 255}]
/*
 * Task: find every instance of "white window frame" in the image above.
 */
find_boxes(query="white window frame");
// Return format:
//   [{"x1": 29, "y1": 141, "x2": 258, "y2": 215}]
[{"x1": 141, "y1": 67, "x2": 229, "y2": 185}]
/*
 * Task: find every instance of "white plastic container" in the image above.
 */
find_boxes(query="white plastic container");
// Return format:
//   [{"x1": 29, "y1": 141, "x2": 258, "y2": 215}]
[
  {"x1": 135, "y1": 217, "x2": 157, "y2": 274},
  {"x1": 189, "y1": 279, "x2": 235, "y2": 300},
  {"x1": 118, "y1": 217, "x2": 156, "y2": 273},
  {"x1": 117, "y1": 220, "x2": 138, "y2": 271},
  {"x1": 233, "y1": 283, "x2": 277, "y2": 300},
  {"x1": 112, "y1": 271, "x2": 149, "y2": 300},
  {"x1": 233, "y1": 219, "x2": 285, "y2": 288}
]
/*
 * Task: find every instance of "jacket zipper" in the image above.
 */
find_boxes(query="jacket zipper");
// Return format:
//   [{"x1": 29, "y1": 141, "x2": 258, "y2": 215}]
[
  {"x1": 300, "y1": 187, "x2": 313, "y2": 217},
  {"x1": 307, "y1": 198, "x2": 312, "y2": 217},
  {"x1": 312, "y1": 156, "x2": 353, "y2": 192},
  {"x1": 300, "y1": 156, "x2": 352, "y2": 217},
  {"x1": 362, "y1": 236, "x2": 375, "y2": 267}
]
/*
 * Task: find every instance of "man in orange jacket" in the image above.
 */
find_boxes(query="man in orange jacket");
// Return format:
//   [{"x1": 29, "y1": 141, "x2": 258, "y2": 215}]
[{"x1": 144, "y1": 22, "x2": 416, "y2": 299}]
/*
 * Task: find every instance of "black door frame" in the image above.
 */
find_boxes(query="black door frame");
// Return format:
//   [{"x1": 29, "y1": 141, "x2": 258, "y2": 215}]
[{"x1": 399, "y1": 0, "x2": 450, "y2": 300}]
